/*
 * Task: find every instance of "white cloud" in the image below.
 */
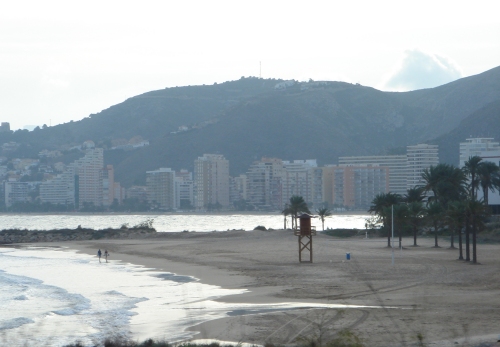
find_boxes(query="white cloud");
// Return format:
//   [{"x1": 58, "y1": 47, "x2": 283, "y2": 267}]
[{"x1": 383, "y1": 50, "x2": 462, "y2": 91}]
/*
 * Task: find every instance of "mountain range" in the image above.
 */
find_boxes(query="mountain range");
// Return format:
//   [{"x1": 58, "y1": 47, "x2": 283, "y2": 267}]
[{"x1": 2, "y1": 66, "x2": 500, "y2": 187}]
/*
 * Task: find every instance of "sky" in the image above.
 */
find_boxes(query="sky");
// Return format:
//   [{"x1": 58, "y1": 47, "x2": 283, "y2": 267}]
[{"x1": 1, "y1": 0, "x2": 499, "y2": 130}]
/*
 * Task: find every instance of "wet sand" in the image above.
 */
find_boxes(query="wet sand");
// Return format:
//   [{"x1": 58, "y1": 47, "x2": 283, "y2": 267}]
[{"x1": 40, "y1": 230, "x2": 500, "y2": 347}]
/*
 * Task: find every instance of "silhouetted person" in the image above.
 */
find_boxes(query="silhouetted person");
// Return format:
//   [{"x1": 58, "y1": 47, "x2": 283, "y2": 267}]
[
  {"x1": 104, "y1": 249, "x2": 109, "y2": 263},
  {"x1": 97, "y1": 249, "x2": 102, "y2": 263}
]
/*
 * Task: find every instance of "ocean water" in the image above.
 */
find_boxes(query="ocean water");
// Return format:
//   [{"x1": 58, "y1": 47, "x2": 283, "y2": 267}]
[
  {"x1": 0, "y1": 246, "x2": 377, "y2": 347},
  {"x1": 0, "y1": 213, "x2": 370, "y2": 232}
]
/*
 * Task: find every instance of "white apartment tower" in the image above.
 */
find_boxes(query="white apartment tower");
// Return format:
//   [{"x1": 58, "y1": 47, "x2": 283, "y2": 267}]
[
  {"x1": 146, "y1": 168, "x2": 176, "y2": 210},
  {"x1": 246, "y1": 158, "x2": 284, "y2": 210},
  {"x1": 281, "y1": 160, "x2": 322, "y2": 207},
  {"x1": 175, "y1": 170, "x2": 194, "y2": 209},
  {"x1": 74, "y1": 148, "x2": 104, "y2": 207},
  {"x1": 40, "y1": 148, "x2": 104, "y2": 208},
  {"x1": 194, "y1": 154, "x2": 230, "y2": 209},
  {"x1": 459, "y1": 138, "x2": 500, "y2": 168},
  {"x1": 406, "y1": 144, "x2": 439, "y2": 189}
]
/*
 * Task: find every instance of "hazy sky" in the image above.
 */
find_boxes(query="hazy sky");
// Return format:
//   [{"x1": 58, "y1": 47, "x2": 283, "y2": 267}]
[{"x1": 1, "y1": 0, "x2": 499, "y2": 130}]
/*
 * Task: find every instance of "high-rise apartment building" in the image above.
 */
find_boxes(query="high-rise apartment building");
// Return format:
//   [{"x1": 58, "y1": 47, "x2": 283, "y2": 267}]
[
  {"x1": 339, "y1": 155, "x2": 407, "y2": 195},
  {"x1": 40, "y1": 167, "x2": 76, "y2": 206},
  {"x1": 102, "y1": 165, "x2": 115, "y2": 206},
  {"x1": 281, "y1": 160, "x2": 322, "y2": 206},
  {"x1": 4, "y1": 180, "x2": 29, "y2": 207},
  {"x1": 246, "y1": 158, "x2": 284, "y2": 210},
  {"x1": 323, "y1": 164, "x2": 389, "y2": 208},
  {"x1": 459, "y1": 138, "x2": 500, "y2": 168},
  {"x1": 40, "y1": 148, "x2": 104, "y2": 208},
  {"x1": 146, "y1": 168, "x2": 176, "y2": 210},
  {"x1": 74, "y1": 148, "x2": 104, "y2": 207},
  {"x1": 194, "y1": 154, "x2": 229, "y2": 209},
  {"x1": 406, "y1": 144, "x2": 439, "y2": 190},
  {"x1": 175, "y1": 170, "x2": 194, "y2": 209}
]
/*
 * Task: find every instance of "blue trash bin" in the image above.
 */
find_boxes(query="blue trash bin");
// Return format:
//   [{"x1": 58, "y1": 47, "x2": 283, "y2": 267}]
[{"x1": 346, "y1": 253, "x2": 351, "y2": 260}]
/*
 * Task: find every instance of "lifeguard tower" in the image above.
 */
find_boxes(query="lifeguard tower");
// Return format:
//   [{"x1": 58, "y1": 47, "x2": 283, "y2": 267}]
[{"x1": 294, "y1": 213, "x2": 316, "y2": 263}]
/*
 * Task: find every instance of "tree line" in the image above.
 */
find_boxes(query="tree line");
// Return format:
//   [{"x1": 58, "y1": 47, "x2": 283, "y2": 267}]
[{"x1": 368, "y1": 157, "x2": 500, "y2": 264}]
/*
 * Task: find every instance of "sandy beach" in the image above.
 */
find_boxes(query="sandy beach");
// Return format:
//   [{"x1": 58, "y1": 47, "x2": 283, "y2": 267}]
[{"x1": 40, "y1": 230, "x2": 500, "y2": 347}]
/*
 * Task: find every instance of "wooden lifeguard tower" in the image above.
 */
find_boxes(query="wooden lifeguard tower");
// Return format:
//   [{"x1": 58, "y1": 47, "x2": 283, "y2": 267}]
[{"x1": 294, "y1": 213, "x2": 316, "y2": 263}]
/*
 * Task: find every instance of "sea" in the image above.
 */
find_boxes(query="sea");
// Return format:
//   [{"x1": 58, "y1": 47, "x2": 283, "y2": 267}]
[{"x1": 0, "y1": 214, "x2": 370, "y2": 347}]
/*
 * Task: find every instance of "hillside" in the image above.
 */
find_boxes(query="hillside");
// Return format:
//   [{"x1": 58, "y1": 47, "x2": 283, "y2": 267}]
[{"x1": 2, "y1": 67, "x2": 500, "y2": 187}]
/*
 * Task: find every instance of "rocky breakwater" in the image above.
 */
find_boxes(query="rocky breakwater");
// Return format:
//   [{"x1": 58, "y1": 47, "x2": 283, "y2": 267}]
[{"x1": 0, "y1": 226, "x2": 157, "y2": 244}]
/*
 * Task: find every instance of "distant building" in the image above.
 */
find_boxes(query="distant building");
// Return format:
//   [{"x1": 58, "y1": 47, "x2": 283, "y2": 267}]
[
  {"x1": 230, "y1": 174, "x2": 247, "y2": 205},
  {"x1": 126, "y1": 186, "x2": 148, "y2": 202},
  {"x1": 323, "y1": 164, "x2": 389, "y2": 209},
  {"x1": 459, "y1": 138, "x2": 500, "y2": 168},
  {"x1": 281, "y1": 160, "x2": 322, "y2": 207},
  {"x1": 146, "y1": 168, "x2": 175, "y2": 210},
  {"x1": 406, "y1": 144, "x2": 439, "y2": 190},
  {"x1": 0, "y1": 122, "x2": 10, "y2": 133},
  {"x1": 4, "y1": 180, "x2": 29, "y2": 207},
  {"x1": 102, "y1": 165, "x2": 115, "y2": 207},
  {"x1": 194, "y1": 154, "x2": 230, "y2": 209},
  {"x1": 175, "y1": 170, "x2": 194, "y2": 209},
  {"x1": 40, "y1": 148, "x2": 104, "y2": 208},
  {"x1": 339, "y1": 155, "x2": 407, "y2": 196},
  {"x1": 246, "y1": 158, "x2": 284, "y2": 210}
]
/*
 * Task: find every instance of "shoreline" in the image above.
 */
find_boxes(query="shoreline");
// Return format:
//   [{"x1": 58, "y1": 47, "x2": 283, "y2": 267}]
[{"x1": 30, "y1": 230, "x2": 500, "y2": 346}]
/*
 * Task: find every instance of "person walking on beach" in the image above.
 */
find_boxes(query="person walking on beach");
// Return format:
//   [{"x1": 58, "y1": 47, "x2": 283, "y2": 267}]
[
  {"x1": 97, "y1": 249, "x2": 102, "y2": 263},
  {"x1": 104, "y1": 249, "x2": 109, "y2": 263}
]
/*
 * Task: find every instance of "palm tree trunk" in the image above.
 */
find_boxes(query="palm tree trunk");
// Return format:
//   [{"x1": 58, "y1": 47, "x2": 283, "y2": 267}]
[
  {"x1": 450, "y1": 229, "x2": 455, "y2": 249},
  {"x1": 465, "y1": 218, "x2": 470, "y2": 261},
  {"x1": 458, "y1": 226, "x2": 464, "y2": 260},
  {"x1": 387, "y1": 230, "x2": 391, "y2": 248},
  {"x1": 484, "y1": 188, "x2": 489, "y2": 206},
  {"x1": 472, "y1": 217, "x2": 477, "y2": 264},
  {"x1": 284, "y1": 215, "x2": 287, "y2": 229},
  {"x1": 413, "y1": 226, "x2": 417, "y2": 246},
  {"x1": 322, "y1": 218, "x2": 325, "y2": 231},
  {"x1": 434, "y1": 221, "x2": 439, "y2": 247}
]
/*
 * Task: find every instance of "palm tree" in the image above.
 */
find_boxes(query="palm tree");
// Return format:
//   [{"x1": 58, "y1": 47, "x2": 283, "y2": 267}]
[
  {"x1": 288, "y1": 195, "x2": 310, "y2": 229},
  {"x1": 463, "y1": 156, "x2": 482, "y2": 199},
  {"x1": 404, "y1": 187, "x2": 425, "y2": 203},
  {"x1": 282, "y1": 204, "x2": 291, "y2": 229},
  {"x1": 368, "y1": 192, "x2": 401, "y2": 247},
  {"x1": 316, "y1": 207, "x2": 332, "y2": 231},
  {"x1": 422, "y1": 164, "x2": 467, "y2": 207},
  {"x1": 393, "y1": 203, "x2": 409, "y2": 249},
  {"x1": 477, "y1": 161, "x2": 500, "y2": 206},
  {"x1": 426, "y1": 201, "x2": 444, "y2": 248},
  {"x1": 407, "y1": 201, "x2": 425, "y2": 247},
  {"x1": 465, "y1": 199, "x2": 489, "y2": 264},
  {"x1": 446, "y1": 200, "x2": 467, "y2": 253}
]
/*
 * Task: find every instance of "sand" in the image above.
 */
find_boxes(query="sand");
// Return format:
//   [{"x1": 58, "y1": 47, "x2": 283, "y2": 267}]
[{"x1": 39, "y1": 230, "x2": 500, "y2": 347}]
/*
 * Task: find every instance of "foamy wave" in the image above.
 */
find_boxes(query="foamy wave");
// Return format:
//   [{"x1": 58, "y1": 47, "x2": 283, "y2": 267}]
[{"x1": 0, "y1": 317, "x2": 34, "y2": 330}]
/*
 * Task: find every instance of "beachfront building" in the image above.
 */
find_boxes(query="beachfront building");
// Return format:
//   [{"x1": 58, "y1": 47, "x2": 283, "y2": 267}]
[
  {"x1": 40, "y1": 148, "x2": 104, "y2": 208},
  {"x1": 281, "y1": 160, "x2": 322, "y2": 207},
  {"x1": 459, "y1": 138, "x2": 500, "y2": 168},
  {"x1": 74, "y1": 148, "x2": 104, "y2": 207},
  {"x1": 339, "y1": 155, "x2": 407, "y2": 196},
  {"x1": 4, "y1": 180, "x2": 29, "y2": 207},
  {"x1": 406, "y1": 144, "x2": 439, "y2": 190},
  {"x1": 322, "y1": 164, "x2": 389, "y2": 209},
  {"x1": 246, "y1": 157, "x2": 284, "y2": 210},
  {"x1": 175, "y1": 170, "x2": 194, "y2": 209},
  {"x1": 194, "y1": 154, "x2": 230, "y2": 209},
  {"x1": 146, "y1": 168, "x2": 176, "y2": 210},
  {"x1": 230, "y1": 174, "x2": 247, "y2": 205},
  {"x1": 102, "y1": 165, "x2": 115, "y2": 207},
  {"x1": 40, "y1": 167, "x2": 77, "y2": 206}
]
